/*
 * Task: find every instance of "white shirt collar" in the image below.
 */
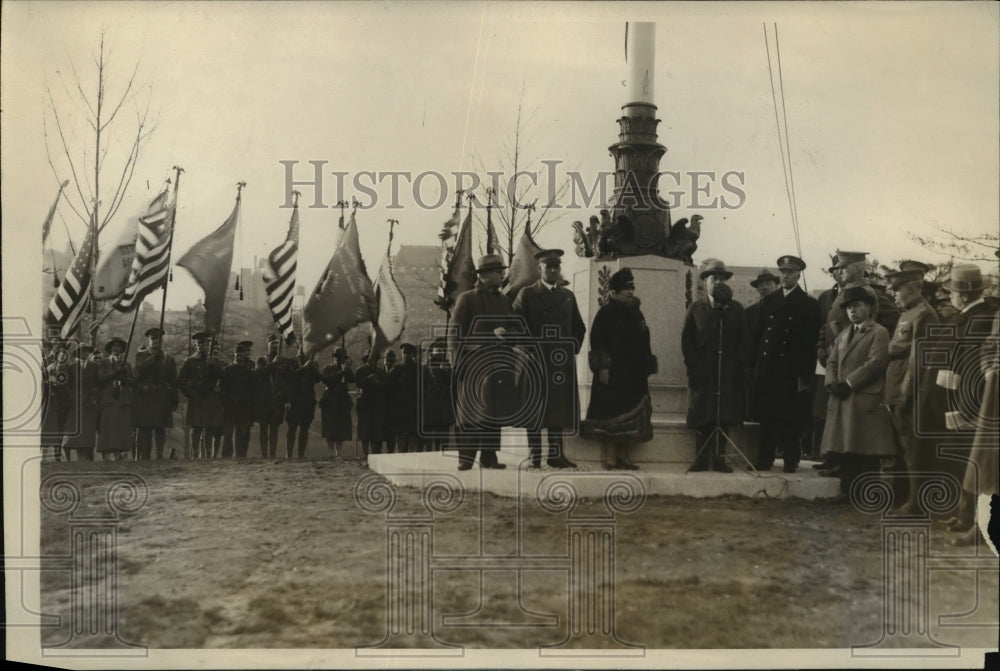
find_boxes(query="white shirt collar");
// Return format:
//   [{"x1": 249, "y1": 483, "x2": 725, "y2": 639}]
[{"x1": 542, "y1": 280, "x2": 558, "y2": 291}]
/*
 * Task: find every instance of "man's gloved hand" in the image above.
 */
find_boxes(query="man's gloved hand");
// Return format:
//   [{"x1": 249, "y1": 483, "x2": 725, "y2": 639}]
[{"x1": 829, "y1": 381, "x2": 851, "y2": 399}]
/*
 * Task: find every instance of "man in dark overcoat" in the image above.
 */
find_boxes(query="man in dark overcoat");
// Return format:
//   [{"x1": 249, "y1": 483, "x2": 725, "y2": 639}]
[
  {"x1": 512, "y1": 249, "x2": 587, "y2": 468},
  {"x1": 381, "y1": 350, "x2": 399, "y2": 453},
  {"x1": 285, "y1": 346, "x2": 321, "y2": 458},
  {"x1": 387, "y1": 344, "x2": 419, "y2": 453},
  {"x1": 133, "y1": 327, "x2": 178, "y2": 460},
  {"x1": 448, "y1": 253, "x2": 521, "y2": 470},
  {"x1": 751, "y1": 255, "x2": 821, "y2": 473},
  {"x1": 256, "y1": 334, "x2": 295, "y2": 458},
  {"x1": 178, "y1": 331, "x2": 225, "y2": 459},
  {"x1": 681, "y1": 259, "x2": 749, "y2": 472},
  {"x1": 744, "y1": 269, "x2": 779, "y2": 417},
  {"x1": 355, "y1": 349, "x2": 388, "y2": 461},
  {"x1": 420, "y1": 338, "x2": 454, "y2": 452},
  {"x1": 221, "y1": 340, "x2": 255, "y2": 458}
]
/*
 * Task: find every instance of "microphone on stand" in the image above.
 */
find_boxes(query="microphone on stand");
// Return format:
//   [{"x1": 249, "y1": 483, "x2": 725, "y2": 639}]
[{"x1": 712, "y1": 283, "x2": 733, "y2": 309}]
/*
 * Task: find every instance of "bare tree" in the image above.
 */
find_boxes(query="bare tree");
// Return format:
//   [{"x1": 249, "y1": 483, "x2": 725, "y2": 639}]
[
  {"x1": 44, "y1": 30, "x2": 157, "y2": 340},
  {"x1": 908, "y1": 225, "x2": 998, "y2": 264},
  {"x1": 471, "y1": 83, "x2": 576, "y2": 264}
]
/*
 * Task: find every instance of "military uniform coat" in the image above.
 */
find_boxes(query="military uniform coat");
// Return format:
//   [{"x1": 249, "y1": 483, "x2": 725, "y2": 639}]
[
  {"x1": 178, "y1": 355, "x2": 225, "y2": 428},
  {"x1": 132, "y1": 347, "x2": 178, "y2": 428},
  {"x1": 681, "y1": 298, "x2": 748, "y2": 429},
  {"x1": 319, "y1": 363, "x2": 354, "y2": 441},
  {"x1": 820, "y1": 319, "x2": 895, "y2": 456},
  {"x1": 285, "y1": 359, "x2": 321, "y2": 425},
  {"x1": 421, "y1": 360, "x2": 454, "y2": 430},
  {"x1": 751, "y1": 286, "x2": 821, "y2": 420},
  {"x1": 448, "y1": 283, "x2": 522, "y2": 429},
  {"x1": 386, "y1": 359, "x2": 419, "y2": 434},
  {"x1": 97, "y1": 356, "x2": 134, "y2": 454},
  {"x1": 587, "y1": 296, "x2": 654, "y2": 421},
  {"x1": 63, "y1": 358, "x2": 100, "y2": 449},
  {"x1": 964, "y1": 312, "x2": 998, "y2": 496},
  {"x1": 355, "y1": 362, "x2": 387, "y2": 441},
  {"x1": 512, "y1": 281, "x2": 586, "y2": 429},
  {"x1": 221, "y1": 361, "x2": 256, "y2": 427}
]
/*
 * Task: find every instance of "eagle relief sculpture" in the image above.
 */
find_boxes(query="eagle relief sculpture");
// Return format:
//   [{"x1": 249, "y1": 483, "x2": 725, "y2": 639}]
[{"x1": 572, "y1": 210, "x2": 701, "y2": 265}]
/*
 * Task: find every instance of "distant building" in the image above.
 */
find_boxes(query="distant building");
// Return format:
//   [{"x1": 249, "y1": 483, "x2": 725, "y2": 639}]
[{"x1": 393, "y1": 245, "x2": 447, "y2": 347}]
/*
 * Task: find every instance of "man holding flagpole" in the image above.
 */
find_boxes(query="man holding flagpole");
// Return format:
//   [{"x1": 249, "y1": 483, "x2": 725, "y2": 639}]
[{"x1": 133, "y1": 327, "x2": 178, "y2": 460}]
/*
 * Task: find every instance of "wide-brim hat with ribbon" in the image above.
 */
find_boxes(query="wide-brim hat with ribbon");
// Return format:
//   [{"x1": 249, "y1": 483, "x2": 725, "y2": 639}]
[
  {"x1": 475, "y1": 254, "x2": 507, "y2": 274},
  {"x1": 698, "y1": 258, "x2": 733, "y2": 280},
  {"x1": 841, "y1": 285, "x2": 877, "y2": 307},
  {"x1": 750, "y1": 269, "x2": 780, "y2": 287},
  {"x1": 942, "y1": 263, "x2": 984, "y2": 293},
  {"x1": 104, "y1": 336, "x2": 127, "y2": 353}
]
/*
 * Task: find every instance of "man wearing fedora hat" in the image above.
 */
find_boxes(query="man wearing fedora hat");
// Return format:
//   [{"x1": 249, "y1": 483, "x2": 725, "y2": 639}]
[
  {"x1": 682, "y1": 258, "x2": 748, "y2": 472},
  {"x1": 746, "y1": 269, "x2": 779, "y2": 344},
  {"x1": 96, "y1": 336, "x2": 135, "y2": 460},
  {"x1": 133, "y1": 327, "x2": 179, "y2": 460},
  {"x1": 882, "y1": 267, "x2": 942, "y2": 513},
  {"x1": 750, "y1": 255, "x2": 821, "y2": 473},
  {"x1": 178, "y1": 331, "x2": 225, "y2": 459},
  {"x1": 449, "y1": 253, "x2": 520, "y2": 470},
  {"x1": 512, "y1": 249, "x2": 587, "y2": 469}
]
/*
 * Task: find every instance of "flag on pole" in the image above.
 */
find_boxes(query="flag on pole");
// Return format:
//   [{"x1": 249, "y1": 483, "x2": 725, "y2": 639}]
[
  {"x1": 370, "y1": 226, "x2": 407, "y2": 358},
  {"x1": 435, "y1": 208, "x2": 476, "y2": 312},
  {"x1": 262, "y1": 204, "x2": 300, "y2": 344},
  {"x1": 44, "y1": 220, "x2": 96, "y2": 339},
  {"x1": 302, "y1": 211, "x2": 377, "y2": 356},
  {"x1": 485, "y1": 202, "x2": 498, "y2": 255},
  {"x1": 108, "y1": 188, "x2": 173, "y2": 308},
  {"x1": 177, "y1": 190, "x2": 241, "y2": 333},
  {"x1": 41, "y1": 180, "x2": 69, "y2": 244},
  {"x1": 503, "y1": 219, "x2": 543, "y2": 297}
]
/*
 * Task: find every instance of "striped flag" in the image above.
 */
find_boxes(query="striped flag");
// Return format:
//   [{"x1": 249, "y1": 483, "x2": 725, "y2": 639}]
[
  {"x1": 44, "y1": 221, "x2": 96, "y2": 339},
  {"x1": 434, "y1": 208, "x2": 475, "y2": 312},
  {"x1": 262, "y1": 204, "x2": 300, "y2": 344},
  {"x1": 112, "y1": 188, "x2": 174, "y2": 312},
  {"x1": 370, "y1": 226, "x2": 407, "y2": 357}
]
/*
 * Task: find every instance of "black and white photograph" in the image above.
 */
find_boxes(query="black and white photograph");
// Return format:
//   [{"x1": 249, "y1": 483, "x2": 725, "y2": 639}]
[{"x1": 3, "y1": 1, "x2": 998, "y2": 668}]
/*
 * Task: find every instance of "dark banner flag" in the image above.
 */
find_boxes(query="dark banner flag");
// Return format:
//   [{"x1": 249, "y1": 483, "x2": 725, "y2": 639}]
[
  {"x1": 503, "y1": 219, "x2": 542, "y2": 297},
  {"x1": 302, "y1": 212, "x2": 377, "y2": 356},
  {"x1": 177, "y1": 190, "x2": 241, "y2": 334},
  {"x1": 435, "y1": 208, "x2": 476, "y2": 312}
]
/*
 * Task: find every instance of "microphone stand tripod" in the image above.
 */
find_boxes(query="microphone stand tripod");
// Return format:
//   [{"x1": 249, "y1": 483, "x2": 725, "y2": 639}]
[{"x1": 685, "y1": 305, "x2": 758, "y2": 475}]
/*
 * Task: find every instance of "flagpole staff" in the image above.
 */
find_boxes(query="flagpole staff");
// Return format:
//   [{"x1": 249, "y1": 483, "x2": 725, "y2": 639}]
[
  {"x1": 89, "y1": 201, "x2": 101, "y2": 347},
  {"x1": 158, "y1": 167, "x2": 184, "y2": 333},
  {"x1": 336, "y1": 199, "x2": 348, "y2": 228}
]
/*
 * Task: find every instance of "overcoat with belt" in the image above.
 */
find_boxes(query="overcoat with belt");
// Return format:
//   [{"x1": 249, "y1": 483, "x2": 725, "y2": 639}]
[
  {"x1": 750, "y1": 285, "x2": 821, "y2": 420},
  {"x1": 820, "y1": 319, "x2": 895, "y2": 457},
  {"x1": 132, "y1": 346, "x2": 178, "y2": 428},
  {"x1": 512, "y1": 280, "x2": 586, "y2": 429}
]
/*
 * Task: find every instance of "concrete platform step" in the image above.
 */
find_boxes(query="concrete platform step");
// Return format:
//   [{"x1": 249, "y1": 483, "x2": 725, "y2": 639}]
[{"x1": 367, "y1": 449, "x2": 839, "y2": 501}]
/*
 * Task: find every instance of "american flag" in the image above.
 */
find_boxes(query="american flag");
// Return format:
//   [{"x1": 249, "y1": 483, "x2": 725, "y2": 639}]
[
  {"x1": 114, "y1": 188, "x2": 174, "y2": 313},
  {"x1": 44, "y1": 221, "x2": 96, "y2": 338},
  {"x1": 262, "y1": 204, "x2": 300, "y2": 343}
]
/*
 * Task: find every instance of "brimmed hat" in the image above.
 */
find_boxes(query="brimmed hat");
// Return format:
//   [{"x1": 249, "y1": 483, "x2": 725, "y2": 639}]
[
  {"x1": 383, "y1": 349, "x2": 397, "y2": 360},
  {"x1": 192, "y1": 331, "x2": 212, "y2": 342},
  {"x1": 475, "y1": 254, "x2": 507, "y2": 274},
  {"x1": 750, "y1": 269, "x2": 780, "y2": 287},
  {"x1": 884, "y1": 268, "x2": 924, "y2": 289},
  {"x1": 104, "y1": 336, "x2": 127, "y2": 353},
  {"x1": 899, "y1": 260, "x2": 932, "y2": 274},
  {"x1": 698, "y1": 258, "x2": 733, "y2": 280},
  {"x1": 609, "y1": 267, "x2": 635, "y2": 291},
  {"x1": 777, "y1": 255, "x2": 806, "y2": 272},
  {"x1": 841, "y1": 285, "x2": 877, "y2": 307},
  {"x1": 942, "y1": 264, "x2": 984, "y2": 293},
  {"x1": 831, "y1": 250, "x2": 868, "y2": 269},
  {"x1": 144, "y1": 327, "x2": 164, "y2": 338},
  {"x1": 534, "y1": 249, "x2": 564, "y2": 266},
  {"x1": 400, "y1": 343, "x2": 417, "y2": 355},
  {"x1": 235, "y1": 340, "x2": 253, "y2": 354}
]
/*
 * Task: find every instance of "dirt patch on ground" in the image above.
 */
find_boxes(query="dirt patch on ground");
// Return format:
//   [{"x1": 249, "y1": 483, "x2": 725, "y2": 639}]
[{"x1": 39, "y1": 457, "x2": 998, "y2": 651}]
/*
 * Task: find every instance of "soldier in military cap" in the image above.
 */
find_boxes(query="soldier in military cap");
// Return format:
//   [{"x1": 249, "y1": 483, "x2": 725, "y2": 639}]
[
  {"x1": 750, "y1": 255, "x2": 821, "y2": 473},
  {"x1": 285, "y1": 343, "x2": 322, "y2": 458},
  {"x1": 386, "y1": 343, "x2": 420, "y2": 453},
  {"x1": 220, "y1": 340, "x2": 256, "y2": 458},
  {"x1": 355, "y1": 348, "x2": 388, "y2": 462},
  {"x1": 178, "y1": 331, "x2": 225, "y2": 459},
  {"x1": 258, "y1": 333, "x2": 296, "y2": 457},
  {"x1": 133, "y1": 327, "x2": 179, "y2": 460},
  {"x1": 512, "y1": 248, "x2": 586, "y2": 468},
  {"x1": 882, "y1": 267, "x2": 941, "y2": 513},
  {"x1": 380, "y1": 349, "x2": 400, "y2": 453},
  {"x1": 420, "y1": 338, "x2": 454, "y2": 453}
]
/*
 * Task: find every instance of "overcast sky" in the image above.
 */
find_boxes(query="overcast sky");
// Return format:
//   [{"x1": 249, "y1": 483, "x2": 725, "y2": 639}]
[{"x1": 2, "y1": 1, "x2": 998, "y2": 317}]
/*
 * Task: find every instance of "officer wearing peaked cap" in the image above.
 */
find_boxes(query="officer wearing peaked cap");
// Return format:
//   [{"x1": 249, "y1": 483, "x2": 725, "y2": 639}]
[
  {"x1": 751, "y1": 254, "x2": 821, "y2": 473},
  {"x1": 178, "y1": 330, "x2": 225, "y2": 459},
  {"x1": 512, "y1": 248, "x2": 586, "y2": 468},
  {"x1": 133, "y1": 325, "x2": 178, "y2": 460}
]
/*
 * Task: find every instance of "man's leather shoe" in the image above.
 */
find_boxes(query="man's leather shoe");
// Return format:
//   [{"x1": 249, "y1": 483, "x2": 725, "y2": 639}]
[
  {"x1": 458, "y1": 463, "x2": 473, "y2": 471},
  {"x1": 712, "y1": 459, "x2": 733, "y2": 473},
  {"x1": 783, "y1": 466, "x2": 797, "y2": 474},
  {"x1": 482, "y1": 462, "x2": 507, "y2": 469},
  {"x1": 755, "y1": 463, "x2": 773, "y2": 471},
  {"x1": 547, "y1": 456, "x2": 577, "y2": 469},
  {"x1": 818, "y1": 468, "x2": 840, "y2": 477}
]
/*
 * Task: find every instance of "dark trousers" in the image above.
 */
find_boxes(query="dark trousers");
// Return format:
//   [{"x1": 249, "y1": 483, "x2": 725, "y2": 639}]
[
  {"x1": 258, "y1": 422, "x2": 280, "y2": 458},
  {"x1": 458, "y1": 424, "x2": 501, "y2": 467},
  {"x1": 395, "y1": 433, "x2": 413, "y2": 454},
  {"x1": 224, "y1": 423, "x2": 251, "y2": 458},
  {"x1": 527, "y1": 428, "x2": 564, "y2": 465},
  {"x1": 758, "y1": 419, "x2": 801, "y2": 469},
  {"x1": 136, "y1": 427, "x2": 166, "y2": 460},
  {"x1": 384, "y1": 431, "x2": 396, "y2": 454},
  {"x1": 286, "y1": 420, "x2": 311, "y2": 458},
  {"x1": 694, "y1": 424, "x2": 729, "y2": 467}
]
